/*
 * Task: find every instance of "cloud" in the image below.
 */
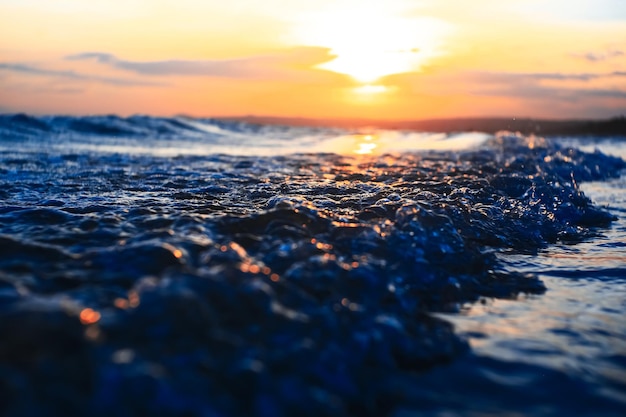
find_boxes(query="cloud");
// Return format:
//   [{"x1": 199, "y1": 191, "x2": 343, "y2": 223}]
[
  {"x1": 386, "y1": 70, "x2": 626, "y2": 104},
  {"x1": 584, "y1": 89, "x2": 626, "y2": 99},
  {"x1": 470, "y1": 71, "x2": 626, "y2": 83},
  {"x1": 0, "y1": 63, "x2": 166, "y2": 86},
  {"x1": 463, "y1": 72, "x2": 626, "y2": 101},
  {"x1": 65, "y1": 47, "x2": 337, "y2": 79},
  {"x1": 2, "y1": 81, "x2": 85, "y2": 95},
  {"x1": 387, "y1": 70, "x2": 626, "y2": 86},
  {"x1": 477, "y1": 85, "x2": 626, "y2": 101},
  {"x1": 573, "y1": 49, "x2": 625, "y2": 62}
]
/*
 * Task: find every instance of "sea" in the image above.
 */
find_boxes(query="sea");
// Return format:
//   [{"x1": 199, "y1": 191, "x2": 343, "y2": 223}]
[{"x1": 0, "y1": 114, "x2": 624, "y2": 417}]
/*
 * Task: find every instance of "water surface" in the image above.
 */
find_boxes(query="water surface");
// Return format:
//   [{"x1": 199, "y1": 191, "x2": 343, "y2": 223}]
[{"x1": 0, "y1": 114, "x2": 624, "y2": 416}]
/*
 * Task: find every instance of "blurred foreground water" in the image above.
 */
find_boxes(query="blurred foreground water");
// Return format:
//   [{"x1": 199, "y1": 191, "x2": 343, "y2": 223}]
[
  {"x1": 429, "y1": 173, "x2": 626, "y2": 417},
  {"x1": 0, "y1": 115, "x2": 624, "y2": 416}
]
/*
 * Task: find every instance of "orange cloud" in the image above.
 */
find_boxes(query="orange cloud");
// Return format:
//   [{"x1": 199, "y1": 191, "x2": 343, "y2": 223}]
[{"x1": 65, "y1": 47, "x2": 338, "y2": 80}]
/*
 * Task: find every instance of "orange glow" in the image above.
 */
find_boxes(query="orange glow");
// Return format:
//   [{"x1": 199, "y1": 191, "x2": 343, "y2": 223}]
[
  {"x1": 319, "y1": 133, "x2": 382, "y2": 155},
  {"x1": 354, "y1": 85, "x2": 391, "y2": 95},
  {"x1": 293, "y1": 6, "x2": 451, "y2": 83},
  {"x1": 355, "y1": 142, "x2": 377, "y2": 155},
  {"x1": 128, "y1": 291, "x2": 140, "y2": 308},
  {"x1": 315, "y1": 241, "x2": 333, "y2": 251},
  {"x1": 228, "y1": 242, "x2": 248, "y2": 258},
  {"x1": 114, "y1": 298, "x2": 129, "y2": 309},
  {"x1": 79, "y1": 308, "x2": 101, "y2": 325},
  {"x1": 0, "y1": 1, "x2": 624, "y2": 119},
  {"x1": 85, "y1": 325, "x2": 101, "y2": 341}
]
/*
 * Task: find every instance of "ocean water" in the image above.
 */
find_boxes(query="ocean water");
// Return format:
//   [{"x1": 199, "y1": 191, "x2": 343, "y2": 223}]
[{"x1": 0, "y1": 114, "x2": 625, "y2": 417}]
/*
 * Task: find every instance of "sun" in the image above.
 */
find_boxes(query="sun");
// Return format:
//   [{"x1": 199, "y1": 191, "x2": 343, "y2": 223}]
[{"x1": 292, "y1": 5, "x2": 451, "y2": 84}]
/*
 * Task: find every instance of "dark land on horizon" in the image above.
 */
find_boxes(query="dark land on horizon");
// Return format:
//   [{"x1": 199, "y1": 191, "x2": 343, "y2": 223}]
[
  {"x1": 223, "y1": 115, "x2": 626, "y2": 136},
  {"x1": 2, "y1": 113, "x2": 625, "y2": 136}
]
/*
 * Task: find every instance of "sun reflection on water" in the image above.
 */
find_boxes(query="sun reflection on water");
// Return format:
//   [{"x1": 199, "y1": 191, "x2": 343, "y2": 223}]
[
  {"x1": 312, "y1": 131, "x2": 490, "y2": 156},
  {"x1": 355, "y1": 134, "x2": 378, "y2": 155}
]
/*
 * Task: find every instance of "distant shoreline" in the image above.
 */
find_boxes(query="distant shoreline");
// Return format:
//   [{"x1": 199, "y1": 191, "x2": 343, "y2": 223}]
[
  {"x1": 221, "y1": 115, "x2": 626, "y2": 137},
  {"x1": 2, "y1": 113, "x2": 625, "y2": 137}
]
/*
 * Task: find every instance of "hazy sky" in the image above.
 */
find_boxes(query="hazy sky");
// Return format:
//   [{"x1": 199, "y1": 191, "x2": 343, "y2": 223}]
[{"x1": 1, "y1": 0, "x2": 625, "y2": 119}]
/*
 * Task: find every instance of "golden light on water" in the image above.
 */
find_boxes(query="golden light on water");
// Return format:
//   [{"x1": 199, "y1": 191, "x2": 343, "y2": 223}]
[
  {"x1": 313, "y1": 131, "x2": 491, "y2": 156},
  {"x1": 355, "y1": 142, "x2": 377, "y2": 155},
  {"x1": 315, "y1": 133, "x2": 381, "y2": 155},
  {"x1": 354, "y1": 134, "x2": 378, "y2": 155},
  {"x1": 79, "y1": 308, "x2": 101, "y2": 325}
]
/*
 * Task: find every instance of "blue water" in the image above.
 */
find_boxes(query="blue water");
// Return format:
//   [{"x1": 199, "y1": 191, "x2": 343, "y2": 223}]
[
  {"x1": 428, "y1": 173, "x2": 626, "y2": 417},
  {"x1": 0, "y1": 114, "x2": 625, "y2": 416}
]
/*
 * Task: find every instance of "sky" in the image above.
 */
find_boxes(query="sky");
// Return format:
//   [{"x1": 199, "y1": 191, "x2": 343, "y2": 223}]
[{"x1": 1, "y1": 0, "x2": 625, "y2": 120}]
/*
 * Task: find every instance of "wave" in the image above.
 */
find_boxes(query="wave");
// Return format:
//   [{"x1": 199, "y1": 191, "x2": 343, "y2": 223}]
[
  {"x1": 0, "y1": 114, "x2": 495, "y2": 156},
  {"x1": 0, "y1": 114, "x2": 625, "y2": 416}
]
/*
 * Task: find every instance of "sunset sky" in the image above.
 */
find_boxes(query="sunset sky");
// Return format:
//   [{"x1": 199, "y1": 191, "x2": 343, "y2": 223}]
[{"x1": 1, "y1": 0, "x2": 625, "y2": 120}]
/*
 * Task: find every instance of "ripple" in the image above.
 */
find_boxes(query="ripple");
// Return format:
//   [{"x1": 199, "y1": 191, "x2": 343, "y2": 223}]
[{"x1": 0, "y1": 118, "x2": 624, "y2": 416}]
